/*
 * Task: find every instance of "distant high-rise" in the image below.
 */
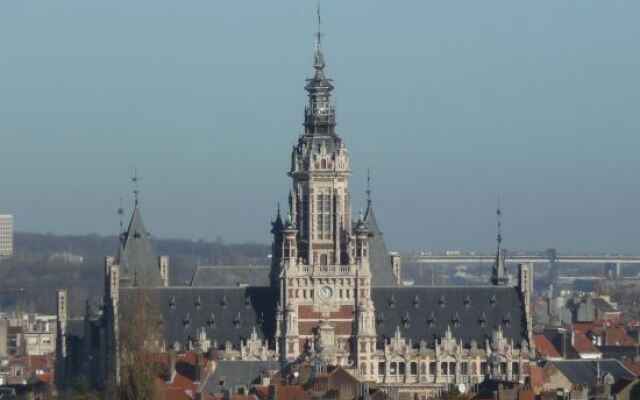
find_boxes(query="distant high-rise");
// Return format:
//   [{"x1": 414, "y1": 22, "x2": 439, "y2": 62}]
[{"x1": 0, "y1": 215, "x2": 14, "y2": 258}]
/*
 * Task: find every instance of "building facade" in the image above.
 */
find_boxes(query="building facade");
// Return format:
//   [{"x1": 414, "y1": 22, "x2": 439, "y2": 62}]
[
  {"x1": 0, "y1": 215, "x2": 13, "y2": 259},
  {"x1": 56, "y1": 31, "x2": 534, "y2": 398}
]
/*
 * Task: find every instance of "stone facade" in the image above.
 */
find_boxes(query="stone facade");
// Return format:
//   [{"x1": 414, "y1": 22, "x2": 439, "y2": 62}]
[{"x1": 55, "y1": 32, "x2": 534, "y2": 399}]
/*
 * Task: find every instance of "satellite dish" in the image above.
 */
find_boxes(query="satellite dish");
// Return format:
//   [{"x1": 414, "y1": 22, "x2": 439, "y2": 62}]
[{"x1": 457, "y1": 383, "x2": 467, "y2": 394}]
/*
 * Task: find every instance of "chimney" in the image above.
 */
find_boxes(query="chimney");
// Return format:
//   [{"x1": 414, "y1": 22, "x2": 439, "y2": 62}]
[
  {"x1": 168, "y1": 350, "x2": 176, "y2": 382},
  {"x1": 194, "y1": 352, "x2": 204, "y2": 383},
  {"x1": 269, "y1": 385, "x2": 278, "y2": 400},
  {"x1": 560, "y1": 329, "x2": 568, "y2": 359}
]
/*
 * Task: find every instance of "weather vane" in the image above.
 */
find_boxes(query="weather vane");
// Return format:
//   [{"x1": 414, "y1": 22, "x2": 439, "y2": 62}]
[
  {"x1": 117, "y1": 197, "x2": 124, "y2": 234},
  {"x1": 131, "y1": 168, "x2": 142, "y2": 206}
]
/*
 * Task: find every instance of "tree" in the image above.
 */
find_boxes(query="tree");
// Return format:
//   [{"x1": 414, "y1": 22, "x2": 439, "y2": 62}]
[{"x1": 117, "y1": 288, "x2": 164, "y2": 400}]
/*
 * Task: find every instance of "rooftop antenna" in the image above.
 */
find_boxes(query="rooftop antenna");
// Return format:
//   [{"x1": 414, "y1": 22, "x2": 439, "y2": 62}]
[{"x1": 131, "y1": 168, "x2": 142, "y2": 206}]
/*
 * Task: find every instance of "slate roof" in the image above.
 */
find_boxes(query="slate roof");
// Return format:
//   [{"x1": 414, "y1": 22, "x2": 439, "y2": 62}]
[
  {"x1": 119, "y1": 287, "x2": 277, "y2": 350},
  {"x1": 191, "y1": 266, "x2": 270, "y2": 287},
  {"x1": 118, "y1": 206, "x2": 163, "y2": 287},
  {"x1": 371, "y1": 286, "x2": 527, "y2": 348},
  {"x1": 543, "y1": 359, "x2": 635, "y2": 387},
  {"x1": 364, "y1": 203, "x2": 398, "y2": 287},
  {"x1": 201, "y1": 360, "x2": 279, "y2": 394}
]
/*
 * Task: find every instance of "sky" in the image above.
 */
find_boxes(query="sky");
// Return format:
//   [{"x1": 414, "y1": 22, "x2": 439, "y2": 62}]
[{"x1": 0, "y1": 1, "x2": 639, "y2": 253}]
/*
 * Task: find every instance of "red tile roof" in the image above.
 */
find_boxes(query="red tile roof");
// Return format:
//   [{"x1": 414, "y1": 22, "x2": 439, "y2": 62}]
[
  {"x1": 572, "y1": 332, "x2": 601, "y2": 356},
  {"x1": 623, "y1": 362, "x2": 640, "y2": 377},
  {"x1": 604, "y1": 327, "x2": 636, "y2": 346},
  {"x1": 533, "y1": 334, "x2": 561, "y2": 358}
]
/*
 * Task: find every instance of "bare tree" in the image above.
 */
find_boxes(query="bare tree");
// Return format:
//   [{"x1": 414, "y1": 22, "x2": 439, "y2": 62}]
[{"x1": 117, "y1": 288, "x2": 164, "y2": 400}]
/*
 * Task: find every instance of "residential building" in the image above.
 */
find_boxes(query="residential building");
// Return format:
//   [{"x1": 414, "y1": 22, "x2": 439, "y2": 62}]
[{"x1": 0, "y1": 215, "x2": 13, "y2": 259}]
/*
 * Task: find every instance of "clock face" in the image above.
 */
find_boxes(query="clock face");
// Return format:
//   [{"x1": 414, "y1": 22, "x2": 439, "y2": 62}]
[{"x1": 319, "y1": 286, "x2": 333, "y2": 300}]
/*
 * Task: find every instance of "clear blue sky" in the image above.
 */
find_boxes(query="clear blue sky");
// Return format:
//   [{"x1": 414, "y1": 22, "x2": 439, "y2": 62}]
[{"x1": 0, "y1": 1, "x2": 638, "y2": 253}]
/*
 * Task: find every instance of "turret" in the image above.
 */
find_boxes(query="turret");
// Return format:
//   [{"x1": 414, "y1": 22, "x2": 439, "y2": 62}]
[
  {"x1": 354, "y1": 211, "x2": 370, "y2": 265},
  {"x1": 282, "y1": 212, "x2": 298, "y2": 266}
]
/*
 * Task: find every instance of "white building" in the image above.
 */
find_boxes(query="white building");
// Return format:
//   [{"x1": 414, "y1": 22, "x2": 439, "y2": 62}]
[{"x1": 0, "y1": 215, "x2": 13, "y2": 258}]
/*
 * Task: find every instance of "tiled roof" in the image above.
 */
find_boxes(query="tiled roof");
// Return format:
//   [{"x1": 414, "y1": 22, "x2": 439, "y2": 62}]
[
  {"x1": 533, "y1": 334, "x2": 561, "y2": 358},
  {"x1": 543, "y1": 359, "x2": 635, "y2": 387},
  {"x1": 201, "y1": 360, "x2": 279, "y2": 395},
  {"x1": 364, "y1": 203, "x2": 399, "y2": 287},
  {"x1": 623, "y1": 362, "x2": 640, "y2": 377},
  {"x1": 572, "y1": 332, "x2": 601, "y2": 356},
  {"x1": 604, "y1": 327, "x2": 636, "y2": 346},
  {"x1": 118, "y1": 206, "x2": 163, "y2": 287},
  {"x1": 371, "y1": 286, "x2": 528, "y2": 348},
  {"x1": 119, "y1": 286, "x2": 277, "y2": 350},
  {"x1": 191, "y1": 266, "x2": 270, "y2": 287}
]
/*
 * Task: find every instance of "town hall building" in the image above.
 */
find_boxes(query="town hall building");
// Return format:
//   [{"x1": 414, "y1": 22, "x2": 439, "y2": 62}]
[{"x1": 55, "y1": 26, "x2": 534, "y2": 398}]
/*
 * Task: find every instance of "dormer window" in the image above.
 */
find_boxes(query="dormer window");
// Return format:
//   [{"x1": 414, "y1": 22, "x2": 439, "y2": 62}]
[
  {"x1": 376, "y1": 312, "x2": 385, "y2": 325},
  {"x1": 207, "y1": 313, "x2": 216, "y2": 328},
  {"x1": 169, "y1": 296, "x2": 176, "y2": 309},
  {"x1": 439, "y1": 295, "x2": 446, "y2": 308},
  {"x1": 245, "y1": 296, "x2": 252, "y2": 308},
  {"x1": 195, "y1": 296, "x2": 202, "y2": 310},
  {"x1": 183, "y1": 313, "x2": 191, "y2": 328},
  {"x1": 403, "y1": 312, "x2": 411, "y2": 328},
  {"x1": 221, "y1": 295, "x2": 228, "y2": 308},
  {"x1": 388, "y1": 296, "x2": 396, "y2": 308},
  {"x1": 233, "y1": 312, "x2": 241, "y2": 328},
  {"x1": 490, "y1": 294, "x2": 497, "y2": 307},
  {"x1": 413, "y1": 295, "x2": 420, "y2": 308},
  {"x1": 479, "y1": 313, "x2": 487, "y2": 327},
  {"x1": 452, "y1": 312, "x2": 460, "y2": 328},
  {"x1": 503, "y1": 312, "x2": 511, "y2": 328},
  {"x1": 427, "y1": 312, "x2": 436, "y2": 327},
  {"x1": 463, "y1": 295, "x2": 471, "y2": 308}
]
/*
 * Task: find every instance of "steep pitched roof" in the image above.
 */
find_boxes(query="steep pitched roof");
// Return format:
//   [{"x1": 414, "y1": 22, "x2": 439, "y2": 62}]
[
  {"x1": 543, "y1": 359, "x2": 635, "y2": 387},
  {"x1": 534, "y1": 333, "x2": 561, "y2": 358},
  {"x1": 119, "y1": 286, "x2": 278, "y2": 350},
  {"x1": 371, "y1": 286, "x2": 528, "y2": 348},
  {"x1": 202, "y1": 360, "x2": 279, "y2": 394},
  {"x1": 118, "y1": 206, "x2": 163, "y2": 287},
  {"x1": 364, "y1": 203, "x2": 398, "y2": 287},
  {"x1": 191, "y1": 266, "x2": 270, "y2": 287}
]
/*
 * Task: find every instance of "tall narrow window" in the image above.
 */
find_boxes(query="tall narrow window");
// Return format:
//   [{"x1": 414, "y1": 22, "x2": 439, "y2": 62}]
[{"x1": 316, "y1": 189, "x2": 332, "y2": 240}]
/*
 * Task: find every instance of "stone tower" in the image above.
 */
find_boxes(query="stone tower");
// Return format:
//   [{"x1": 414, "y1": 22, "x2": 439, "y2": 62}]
[{"x1": 272, "y1": 28, "x2": 373, "y2": 367}]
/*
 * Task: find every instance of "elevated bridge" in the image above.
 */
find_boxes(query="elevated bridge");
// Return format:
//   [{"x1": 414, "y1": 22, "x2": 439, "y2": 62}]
[{"x1": 406, "y1": 254, "x2": 640, "y2": 265}]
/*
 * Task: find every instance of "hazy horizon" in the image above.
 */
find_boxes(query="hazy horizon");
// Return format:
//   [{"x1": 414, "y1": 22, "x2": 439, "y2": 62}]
[{"x1": 1, "y1": 1, "x2": 639, "y2": 253}]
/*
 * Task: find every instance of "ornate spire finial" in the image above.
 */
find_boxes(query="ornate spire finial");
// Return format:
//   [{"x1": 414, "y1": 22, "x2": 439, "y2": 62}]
[
  {"x1": 316, "y1": 0, "x2": 322, "y2": 50},
  {"x1": 118, "y1": 197, "x2": 124, "y2": 235},
  {"x1": 496, "y1": 198, "x2": 502, "y2": 248},
  {"x1": 131, "y1": 168, "x2": 142, "y2": 206},
  {"x1": 366, "y1": 167, "x2": 372, "y2": 207}
]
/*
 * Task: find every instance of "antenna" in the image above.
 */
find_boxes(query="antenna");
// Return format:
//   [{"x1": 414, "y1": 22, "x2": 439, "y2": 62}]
[{"x1": 131, "y1": 168, "x2": 142, "y2": 206}]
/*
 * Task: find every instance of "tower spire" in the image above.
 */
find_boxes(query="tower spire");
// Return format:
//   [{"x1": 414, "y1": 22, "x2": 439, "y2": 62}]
[
  {"x1": 316, "y1": 0, "x2": 322, "y2": 50},
  {"x1": 491, "y1": 199, "x2": 509, "y2": 286}
]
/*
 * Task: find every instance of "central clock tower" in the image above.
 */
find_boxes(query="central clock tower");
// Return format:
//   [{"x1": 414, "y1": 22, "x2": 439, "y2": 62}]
[{"x1": 271, "y1": 39, "x2": 376, "y2": 378}]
